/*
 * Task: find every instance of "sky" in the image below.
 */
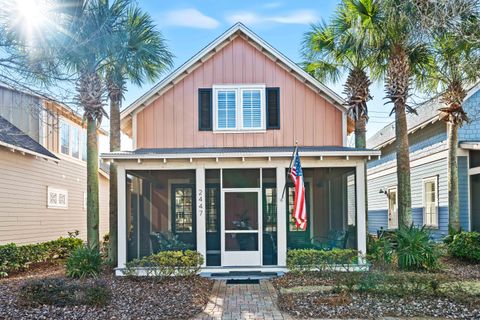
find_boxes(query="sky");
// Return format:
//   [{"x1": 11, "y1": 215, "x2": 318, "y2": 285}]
[{"x1": 122, "y1": 0, "x2": 400, "y2": 140}]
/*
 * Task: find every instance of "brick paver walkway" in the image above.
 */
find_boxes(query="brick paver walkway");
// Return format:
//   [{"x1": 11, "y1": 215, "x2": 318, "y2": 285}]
[{"x1": 195, "y1": 280, "x2": 292, "y2": 320}]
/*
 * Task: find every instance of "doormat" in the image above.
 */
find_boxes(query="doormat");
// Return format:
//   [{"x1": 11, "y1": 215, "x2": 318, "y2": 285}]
[{"x1": 226, "y1": 279, "x2": 260, "y2": 284}]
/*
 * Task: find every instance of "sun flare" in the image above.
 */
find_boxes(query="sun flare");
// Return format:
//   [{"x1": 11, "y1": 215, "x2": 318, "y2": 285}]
[{"x1": 10, "y1": 0, "x2": 51, "y2": 43}]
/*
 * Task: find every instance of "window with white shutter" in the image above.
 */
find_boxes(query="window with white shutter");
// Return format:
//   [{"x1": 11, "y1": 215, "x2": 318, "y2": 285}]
[{"x1": 423, "y1": 176, "x2": 438, "y2": 228}]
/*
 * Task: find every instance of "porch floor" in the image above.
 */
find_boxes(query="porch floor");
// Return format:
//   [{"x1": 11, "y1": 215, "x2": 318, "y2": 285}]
[{"x1": 194, "y1": 280, "x2": 292, "y2": 320}]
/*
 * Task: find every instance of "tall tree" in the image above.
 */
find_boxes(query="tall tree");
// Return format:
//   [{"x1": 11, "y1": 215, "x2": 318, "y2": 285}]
[
  {"x1": 350, "y1": 0, "x2": 433, "y2": 228},
  {"x1": 302, "y1": 0, "x2": 380, "y2": 148},
  {"x1": 427, "y1": 32, "x2": 480, "y2": 232},
  {"x1": 105, "y1": 6, "x2": 173, "y2": 264},
  {"x1": 56, "y1": 0, "x2": 130, "y2": 251}
]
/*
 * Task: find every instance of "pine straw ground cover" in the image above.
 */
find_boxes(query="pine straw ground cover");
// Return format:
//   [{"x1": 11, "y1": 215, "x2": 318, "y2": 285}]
[
  {"x1": 273, "y1": 259, "x2": 480, "y2": 319},
  {"x1": 0, "y1": 263, "x2": 213, "y2": 320}
]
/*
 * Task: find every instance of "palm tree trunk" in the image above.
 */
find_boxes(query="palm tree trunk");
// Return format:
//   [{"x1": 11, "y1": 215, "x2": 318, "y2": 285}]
[
  {"x1": 87, "y1": 118, "x2": 100, "y2": 250},
  {"x1": 396, "y1": 102, "x2": 412, "y2": 228},
  {"x1": 355, "y1": 116, "x2": 367, "y2": 149},
  {"x1": 448, "y1": 123, "x2": 460, "y2": 232},
  {"x1": 109, "y1": 92, "x2": 121, "y2": 265}
]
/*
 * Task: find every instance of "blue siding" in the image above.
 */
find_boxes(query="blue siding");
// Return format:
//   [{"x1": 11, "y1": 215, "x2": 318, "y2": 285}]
[
  {"x1": 459, "y1": 156, "x2": 469, "y2": 230},
  {"x1": 412, "y1": 207, "x2": 448, "y2": 241},
  {"x1": 459, "y1": 89, "x2": 480, "y2": 142},
  {"x1": 368, "y1": 209, "x2": 388, "y2": 234}
]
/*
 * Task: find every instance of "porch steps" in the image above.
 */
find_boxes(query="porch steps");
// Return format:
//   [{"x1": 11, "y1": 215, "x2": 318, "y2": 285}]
[{"x1": 201, "y1": 271, "x2": 283, "y2": 280}]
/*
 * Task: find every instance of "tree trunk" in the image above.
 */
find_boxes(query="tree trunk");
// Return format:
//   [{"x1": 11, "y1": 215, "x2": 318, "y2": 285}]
[
  {"x1": 355, "y1": 116, "x2": 367, "y2": 149},
  {"x1": 396, "y1": 102, "x2": 412, "y2": 228},
  {"x1": 87, "y1": 118, "x2": 100, "y2": 250},
  {"x1": 448, "y1": 123, "x2": 460, "y2": 232},
  {"x1": 109, "y1": 93, "x2": 121, "y2": 265}
]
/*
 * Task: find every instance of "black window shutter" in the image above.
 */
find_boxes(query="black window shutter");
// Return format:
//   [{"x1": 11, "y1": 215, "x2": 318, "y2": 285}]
[
  {"x1": 266, "y1": 87, "x2": 280, "y2": 129},
  {"x1": 198, "y1": 88, "x2": 212, "y2": 131}
]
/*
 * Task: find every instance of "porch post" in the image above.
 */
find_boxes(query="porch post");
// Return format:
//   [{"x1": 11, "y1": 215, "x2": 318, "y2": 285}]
[
  {"x1": 276, "y1": 166, "x2": 287, "y2": 267},
  {"x1": 117, "y1": 165, "x2": 127, "y2": 273},
  {"x1": 356, "y1": 161, "x2": 367, "y2": 259},
  {"x1": 196, "y1": 167, "x2": 206, "y2": 267}
]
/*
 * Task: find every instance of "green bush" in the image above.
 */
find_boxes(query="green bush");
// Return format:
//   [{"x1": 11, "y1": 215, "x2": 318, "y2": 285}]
[
  {"x1": 448, "y1": 231, "x2": 480, "y2": 263},
  {"x1": 124, "y1": 250, "x2": 203, "y2": 277},
  {"x1": 396, "y1": 225, "x2": 440, "y2": 271},
  {"x1": 286, "y1": 249, "x2": 359, "y2": 273},
  {"x1": 0, "y1": 235, "x2": 83, "y2": 277},
  {"x1": 66, "y1": 246, "x2": 102, "y2": 279},
  {"x1": 367, "y1": 234, "x2": 395, "y2": 267},
  {"x1": 19, "y1": 278, "x2": 110, "y2": 307}
]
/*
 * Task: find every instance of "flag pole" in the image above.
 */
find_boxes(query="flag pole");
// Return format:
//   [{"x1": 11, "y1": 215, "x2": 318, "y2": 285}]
[{"x1": 281, "y1": 140, "x2": 298, "y2": 201}]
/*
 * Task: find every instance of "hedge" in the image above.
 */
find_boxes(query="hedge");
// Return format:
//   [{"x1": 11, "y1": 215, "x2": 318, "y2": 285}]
[
  {"x1": 448, "y1": 231, "x2": 480, "y2": 263},
  {"x1": 124, "y1": 250, "x2": 204, "y2": 277},
  {"x1": 0, "y1": 236, "x2": 83, "y2": 277},
  {"x1": 287, "y1": 249, "x2": 360, "y2": 273}
]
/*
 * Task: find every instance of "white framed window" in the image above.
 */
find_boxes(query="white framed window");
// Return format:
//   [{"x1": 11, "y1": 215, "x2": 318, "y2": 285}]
[
  {"x1": 423, "y1": 176, "x2": 439, "y2": 228},
  {"x1": 59, "y1": 118, "x2": 87, "y2": 161},
  {"x1": 47, "y1": 187, "x2": 68, "y2": 209},
  {"x1": 387, "y1": 186, "x2": 398, "y2": 229},
  {"x1": 213, "y1": 84, "x2": 266, "y2": 131}
]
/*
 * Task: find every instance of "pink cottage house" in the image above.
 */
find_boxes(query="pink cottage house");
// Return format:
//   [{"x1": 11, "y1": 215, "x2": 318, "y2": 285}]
[{"x1": 102, "y1": 23, "x2": 379, "y2": 275}]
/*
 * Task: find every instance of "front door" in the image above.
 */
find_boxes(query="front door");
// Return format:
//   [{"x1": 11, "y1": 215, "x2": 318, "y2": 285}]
[{"x1": 222, "y1": 189, "x2": 262, "y2": 266}]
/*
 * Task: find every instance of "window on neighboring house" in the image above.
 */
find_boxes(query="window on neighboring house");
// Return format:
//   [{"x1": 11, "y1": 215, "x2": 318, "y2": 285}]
[
  {"x1": 60, "y1": 120, "x2": 70, "y2": 155},
  {"x1": 47, "y1": 187, "x2": 68, "y2": 209},
  {"x1": 423, "y1": 176, "x2": 438, "y2": 227},
  {"x1": 59, "y1": 118, "x2": 87, "y2": 161},
  {"x1": 388, "y1": 187, "x2": 398, "y2": 229},
  {"x1": 213, "y1": 85, "x2": 265, "y2": 131}
]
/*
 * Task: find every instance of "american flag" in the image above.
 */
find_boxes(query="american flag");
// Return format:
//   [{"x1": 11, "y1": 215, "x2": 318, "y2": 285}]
[{"x1": 289, "y1": 149, "x2": 307, "y2": 230}]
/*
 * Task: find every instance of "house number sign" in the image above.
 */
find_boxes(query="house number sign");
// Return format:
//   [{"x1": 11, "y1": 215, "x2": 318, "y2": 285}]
[{"x1": 198, "y1": 189, "x2": 204, "y2": 217}]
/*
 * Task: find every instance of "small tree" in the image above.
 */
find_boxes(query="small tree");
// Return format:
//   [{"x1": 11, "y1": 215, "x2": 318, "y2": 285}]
[{"x1": 104, "y1": 6, "x2": 173, "y2": 264}]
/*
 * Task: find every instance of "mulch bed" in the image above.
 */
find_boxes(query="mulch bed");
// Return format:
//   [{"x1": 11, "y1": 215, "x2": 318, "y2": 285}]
[
  {"x1": 0, "y1": 263, "x2": 213, "y2": 320},
  {"x1": 273, "y1": 257, "x2": 480, "y2": 319}
]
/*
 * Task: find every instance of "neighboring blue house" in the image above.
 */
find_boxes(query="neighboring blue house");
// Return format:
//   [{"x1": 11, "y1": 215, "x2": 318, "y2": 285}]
[{"x1": 367, "y1": 85, "x2": 480, "y2": 240}]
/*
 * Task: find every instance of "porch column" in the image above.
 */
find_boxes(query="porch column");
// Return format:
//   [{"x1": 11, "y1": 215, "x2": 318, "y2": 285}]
[
  {"x1": 276, "y1": 166, "x2": 287, "y2": 267},
  {"x1": 196, "y1": 167, "x2": 206, "y2": 267},
  {"x1": 117, "y1": 165, "x2": 127, "y2": 273},
  {"x1": 355, "y1": 161, "x2": 367, "y2": 259}
]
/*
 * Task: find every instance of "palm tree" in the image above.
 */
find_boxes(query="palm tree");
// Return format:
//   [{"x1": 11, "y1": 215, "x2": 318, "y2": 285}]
[
  {"x1": 57, "y1": 0, "x2": 130, "y2": 251},
  {"x1": 104, "y1": 6, "x2": 173, "y2": 264},
  {"x1": 349, "y1": 0, "x2": 433, "y2": 228},
  {"x1": 302, "y1": 0, "x2": 378, "y2": 148},
  {"x1": 427, "y1": 32, "x2": 479, "y2": 232}
]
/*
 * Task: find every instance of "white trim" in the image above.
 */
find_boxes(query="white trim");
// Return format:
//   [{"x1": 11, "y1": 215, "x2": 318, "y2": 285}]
[
  {"x1": 47, "y1": 186, "x2": 69, "y2": 209},
  {"x1": 356, "y1": 162, "x2": 367, "y2": 257},
  {"x1": 117, "y1": 165, "x2": 127, "y2": 270},
  {"x1": 342, "y1": 113, "x2": 347, "y2": 146},
  {"x1": 422, "y1": 175, "x2": 439, "y2": 228},
  {"x1": 276, "y1": 166, "x2": 287, "y2": 267},
  {"x1": 0, "y1": 140, "x2": 58, "y2": 161},
  {"x1": 132, "y1": 113, "x2": 137, "y2": 150},
  {"x1": 469, "y1": 167, "x2": 480, "y2": 175},
  {"x1": 460, "y1": 142, "x2": 480, "y2": 150},
  {"x1": 387, "y1": 186, "x2": 398, "y2": 230},
  {"x1": 121, "y1": 23, "x2": 345, "y2": 122},
  {"x1": 196, "y1": 168, "x2": 206, "y2": 267}
]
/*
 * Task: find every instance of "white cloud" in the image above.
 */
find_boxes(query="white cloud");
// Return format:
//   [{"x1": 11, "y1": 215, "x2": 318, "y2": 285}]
[
  {"x1": 161, "y1": 8, "x2": 220, "y2": 29},
  {"x1": 262, "y1": 2, "x2": 283, "y2": 9},
  {"x1": 226, "y1": 9, "x2": 318, "y2": 26}
]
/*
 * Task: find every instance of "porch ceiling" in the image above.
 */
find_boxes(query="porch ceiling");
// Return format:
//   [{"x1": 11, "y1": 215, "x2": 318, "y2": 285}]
[{"x1": 101, "y1": 146, "x2": 381, "y2": 161}]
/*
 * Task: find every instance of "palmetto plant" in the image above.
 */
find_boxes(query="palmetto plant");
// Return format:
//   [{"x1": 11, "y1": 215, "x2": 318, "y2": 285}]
[
  {"x1": 104, "y1": 6, "x2": 173, "y2": 264},
  {"x1": 302, "y1": 0, "x2": 380, "y2": 148},
  {"x1": 396, "y1": 225, "x2": 440, "y2": 271},
  {"x1": 426, "y1": 31, "x2": 480, "y2": 232}
]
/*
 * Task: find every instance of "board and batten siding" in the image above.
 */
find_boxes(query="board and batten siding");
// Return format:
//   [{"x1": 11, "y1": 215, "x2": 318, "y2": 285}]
[
  {"x1": 135, "y1": 36, "x2": 343, "y2": 149},
  {"x1": 0, "y1": 148, "x2": 109, "y2": 245},
  {"x1": 368, "y1": 157, "x2": 450, "y2": 240}
]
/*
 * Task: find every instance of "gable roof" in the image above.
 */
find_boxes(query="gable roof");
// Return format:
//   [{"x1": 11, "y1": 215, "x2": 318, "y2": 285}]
[
  {"x1": 120, "y1": 23, "x2": 346, "y2": 124},
  {"x1": 367, "y1": 84, "x2": 480, "y2": 149},
  {"x1": 0, "y1": 115, "x2": 58, "y2": 161}
]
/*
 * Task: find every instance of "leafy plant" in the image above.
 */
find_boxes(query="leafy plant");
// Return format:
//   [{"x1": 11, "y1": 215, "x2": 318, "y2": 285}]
[
  {"x1": 367, "y1": 234, "x2": 395, "y2": 269},
  {"x1": 448, "y1": 231, "x2": 480, "y2": 263},
  {"x1": 19, "y1": 278, "x2": 110, "y2": 307},
  {"x1": 0, "y1": 235, "x2": 83, "y2": 277},
  {"x1": 66, "y1": 246, "x2": 102, "y2": 279},
  {"x1": 123, "y1": 250, "x2": 203, "y2": 278},
  {"x1": 287, "y1": 249, "x2": 360, "y2": 273},
  {"x1": 396, "y1": 225, "x2": 440, "y2": 271}
]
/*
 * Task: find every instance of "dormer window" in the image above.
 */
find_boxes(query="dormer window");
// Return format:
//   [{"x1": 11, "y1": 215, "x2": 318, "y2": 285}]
[{"x1": 213, "y1": 84, "x2": 266, "y2": 131}]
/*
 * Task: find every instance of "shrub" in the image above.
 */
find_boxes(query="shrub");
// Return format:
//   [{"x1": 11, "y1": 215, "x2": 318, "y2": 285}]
[
  {"x1": 0, "y1": 234, "x2": 83, "y2": 277},
  {"x1": 286, "y1": 249, "x2": 359, "y2": 273},
  {"x1": 396, "y1": 225, "x2": 440, "y2": 271},
  {"x1": 448, "y1": 231, "x2": 480, "y2": 263},
  {"x1": 123, "y1": 250, "x2": 203, "y2": 277},
  {"x1": 19, "y1": 278, "x2": 110, "y2": 307},
  {"x1": 367, "y1": 234, "x2": 395, "y2": 268},
  {"x1": 66, "y1": 246, "x2": 102, "y2": 279}
]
